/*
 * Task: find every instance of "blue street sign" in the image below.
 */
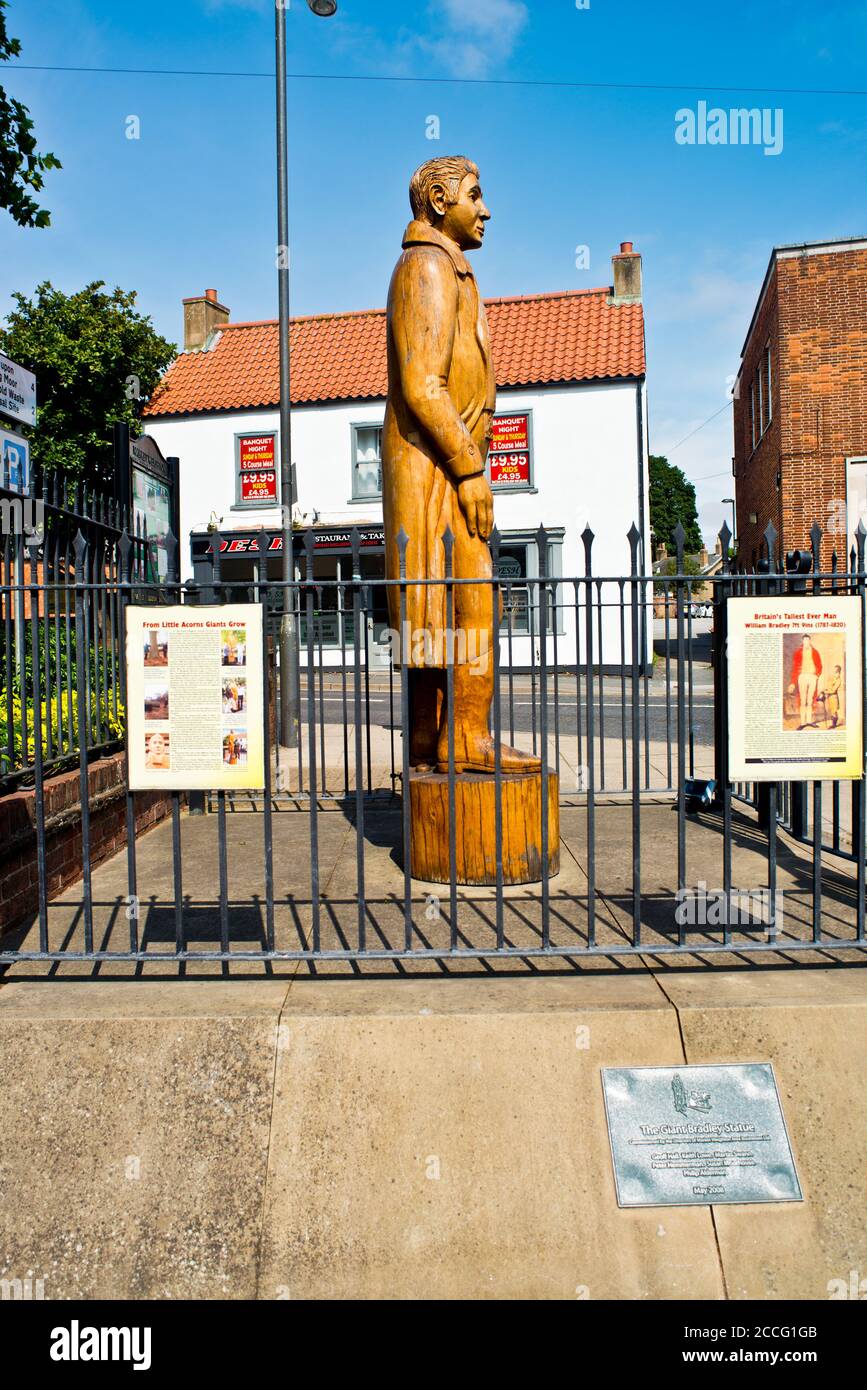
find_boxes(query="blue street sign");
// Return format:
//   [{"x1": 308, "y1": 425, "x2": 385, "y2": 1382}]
[{"x1": 0, "y1": 427, "x2": 30, "y2": 494}]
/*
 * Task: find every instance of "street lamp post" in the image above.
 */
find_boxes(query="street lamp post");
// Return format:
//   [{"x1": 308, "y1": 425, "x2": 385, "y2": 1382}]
[
  {"x1": 276, "y1": 0, "x2": 337, "y2": 750},
  {"x1": 722, "y1": 496, "x2": 736, "y2": 550}
]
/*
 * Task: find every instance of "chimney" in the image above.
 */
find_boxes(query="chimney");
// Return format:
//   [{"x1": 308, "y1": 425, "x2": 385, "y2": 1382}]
[
  {"x1": 183, "y1": 288, "x2": 230, "y2": 351},
  {"x1": 611, "y1": 241, "x2": 642, "y2": 305},
  {"x1": 699, "y1": 545, "x2": 709, "y2": 568}
]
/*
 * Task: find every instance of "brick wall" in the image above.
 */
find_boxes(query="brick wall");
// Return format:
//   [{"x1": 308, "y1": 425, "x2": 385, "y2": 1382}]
[
  {"x1": 735, "y1": 245, "x2": 867, "y2": 569},
  {"x1": 0, "y1": 752, "x2": 175, "y2": 937},
  {"x1": 734, "y1": 266, "x2": 782, "y2": 566}
]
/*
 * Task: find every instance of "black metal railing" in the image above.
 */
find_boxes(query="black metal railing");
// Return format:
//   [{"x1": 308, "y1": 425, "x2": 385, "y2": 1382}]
[
  {"x1": 0, "y1": 514, "x2": 865, "y2": 968},
  {"x1": 0, "y1": 469, "x2": 153, "y2": 787}
]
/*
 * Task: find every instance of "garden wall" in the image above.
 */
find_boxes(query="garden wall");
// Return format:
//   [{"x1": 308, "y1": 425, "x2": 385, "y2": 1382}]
[{"x1": 0, "y1": 751, "x2": 174, "y2": 935}]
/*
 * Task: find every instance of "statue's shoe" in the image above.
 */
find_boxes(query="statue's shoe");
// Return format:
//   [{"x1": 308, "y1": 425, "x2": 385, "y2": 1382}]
[{"x1": 436, "y1": 739, "x2": 542, "y2": 776}]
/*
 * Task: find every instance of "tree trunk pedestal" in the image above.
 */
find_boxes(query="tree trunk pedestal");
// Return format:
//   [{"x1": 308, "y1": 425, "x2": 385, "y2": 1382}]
[{"x1": 408, "y1": 769, "x2": 559, "y2": 886}]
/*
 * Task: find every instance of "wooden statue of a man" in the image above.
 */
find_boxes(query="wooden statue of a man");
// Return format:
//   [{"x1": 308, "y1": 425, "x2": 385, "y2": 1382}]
[{"x1": 383, "y1": 155, "x2": 540, "y2": 776}]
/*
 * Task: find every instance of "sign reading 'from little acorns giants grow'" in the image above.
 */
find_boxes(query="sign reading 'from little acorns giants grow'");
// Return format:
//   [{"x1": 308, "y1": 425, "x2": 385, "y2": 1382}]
[{"x1": 126, "y1": 605, "x2": 264, "y2": 790}]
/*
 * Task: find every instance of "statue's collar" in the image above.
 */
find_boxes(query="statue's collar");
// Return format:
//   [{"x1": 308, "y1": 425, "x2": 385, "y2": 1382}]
[{"x1": 402, "y1": 220, "x2": 474, "y2": 277}]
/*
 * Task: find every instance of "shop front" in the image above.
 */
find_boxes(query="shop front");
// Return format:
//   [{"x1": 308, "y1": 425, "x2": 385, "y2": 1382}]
[
  {"x1": 189, "y1": 522, "x2": 391, "y2": 669},
  {"x1": 189, "y1": 521, "x2": 565, "y2": 671}
]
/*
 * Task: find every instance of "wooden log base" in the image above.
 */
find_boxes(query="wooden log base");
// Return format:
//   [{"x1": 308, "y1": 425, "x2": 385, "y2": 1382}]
[{"x1": 409, "y1": 769, "x2": 559, "y2": 886}]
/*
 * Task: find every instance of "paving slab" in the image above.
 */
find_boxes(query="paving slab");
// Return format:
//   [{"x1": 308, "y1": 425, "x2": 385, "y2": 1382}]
[
  {"x1": 660, "y1": 969, "x2": 867, "y2": 1300},
  {"x1": 0, "y1": 981, "x2": 289, "y2": 1300},
  {"x1": 257, "y1": 975, "x2": 725, "y2": 1300}
]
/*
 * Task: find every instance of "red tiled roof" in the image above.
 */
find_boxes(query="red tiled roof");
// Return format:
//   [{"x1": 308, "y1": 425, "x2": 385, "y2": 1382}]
[{"x1": 144, "y1": 288, "x2": 645, "y2": 417}]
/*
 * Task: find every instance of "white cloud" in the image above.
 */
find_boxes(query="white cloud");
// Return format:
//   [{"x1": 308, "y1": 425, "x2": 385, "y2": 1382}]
[
  {"x1": 428, "y1": 0, "x2": 529, "y2": 73},
  {"x1": 818, "y1": 119, "x2": 867, "y2": 145},
  {"x1": 326, "y1": 0, "x2": 528, "y2": 81}
]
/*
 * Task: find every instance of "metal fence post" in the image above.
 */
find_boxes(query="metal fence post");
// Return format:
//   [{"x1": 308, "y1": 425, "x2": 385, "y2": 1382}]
[
  {"x1": 854, "y1": 521, "x2": 866, "y2": 941},
  {"x1": 673, "y1": 521, "x2": 687, "y2": 903},
  {"x1": 582, "y1": 524, "x2": 596, "y2": 946},
  {"x1": 72, "y1": 530, "x2": 94, "y2": 953},
  {"x1": 712, "y1": 520, "x2": 732, "y2": 802}
]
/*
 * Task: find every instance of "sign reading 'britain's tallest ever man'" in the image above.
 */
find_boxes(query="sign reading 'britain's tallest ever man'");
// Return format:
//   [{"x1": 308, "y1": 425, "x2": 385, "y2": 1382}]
[{"x1": 382, "y1": 156, "x2": 540, "y2": 776}]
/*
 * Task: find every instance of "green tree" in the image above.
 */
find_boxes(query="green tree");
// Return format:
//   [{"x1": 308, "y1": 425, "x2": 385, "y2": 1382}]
[
  {"x1": 0, "y1": 282, "x2": 176, "y2": 483},
  {"x1": 0, "y1": 0, "x2": 61, "y2": 227},
  {"x1": 649, "y1": 454, "x2": 703, "y2": 555}
]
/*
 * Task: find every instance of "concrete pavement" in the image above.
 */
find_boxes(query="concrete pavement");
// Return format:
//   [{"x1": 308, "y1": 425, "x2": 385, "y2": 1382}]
[{"x1": 3, "y1": 762, "x2": 863, "y2": 975}]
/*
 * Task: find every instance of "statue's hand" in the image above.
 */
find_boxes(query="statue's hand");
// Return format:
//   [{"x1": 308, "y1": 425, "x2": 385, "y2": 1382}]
[{"x1": 457, "y1": 474, "x2": 494, "y2": 540}]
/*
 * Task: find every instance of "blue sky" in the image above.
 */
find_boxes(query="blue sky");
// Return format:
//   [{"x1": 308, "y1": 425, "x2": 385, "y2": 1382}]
[{"x1": 3, "y1": 0, "x2": 867, "y2": 543}]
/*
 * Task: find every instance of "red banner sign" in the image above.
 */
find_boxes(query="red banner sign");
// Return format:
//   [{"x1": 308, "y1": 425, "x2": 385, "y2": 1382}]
[
  {"x1": 489, "y1": 413, "x2": 531, "y2": 488},
  {"x1": 238, "y1": 434, "x2": 278, "y2": 503}
]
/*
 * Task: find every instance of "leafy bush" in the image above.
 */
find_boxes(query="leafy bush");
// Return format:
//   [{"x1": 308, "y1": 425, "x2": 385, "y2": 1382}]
[
  {"x1": 0, "y1": 618, "x2": 117, "y2": 696},
  {"x1": 0, "y1": 687, "x2": 125, "y2": 773}
]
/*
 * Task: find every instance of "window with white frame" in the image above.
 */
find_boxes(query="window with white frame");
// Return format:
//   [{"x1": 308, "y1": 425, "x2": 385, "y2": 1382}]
[
  {"x1": 496, "y1": 532, "x2": 564, "y2": 636},
  {"x1": 351, "y1": 424, "x2": 383, "y2": 500},
  {"x1": 749, "y1": 344, "x2": 773, "y2": 454}
]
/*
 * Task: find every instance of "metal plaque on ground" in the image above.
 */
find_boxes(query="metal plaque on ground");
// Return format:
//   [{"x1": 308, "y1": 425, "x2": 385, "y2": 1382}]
[{"x1": 601, "y1": 1064, "x2": 802, "y2": 1207}]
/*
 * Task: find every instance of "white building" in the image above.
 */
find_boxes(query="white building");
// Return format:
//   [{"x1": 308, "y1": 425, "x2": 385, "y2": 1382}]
[{"x1": 143, "y1": 242, "x2": 650, "y2": 669}]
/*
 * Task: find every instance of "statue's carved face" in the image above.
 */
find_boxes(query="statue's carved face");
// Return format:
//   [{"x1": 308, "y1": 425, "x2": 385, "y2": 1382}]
[{"x1": 433, "y1": 171, "x2": 491, "y2": 251}]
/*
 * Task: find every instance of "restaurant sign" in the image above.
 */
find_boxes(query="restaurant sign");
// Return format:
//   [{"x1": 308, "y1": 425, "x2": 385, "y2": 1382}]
[
  {"x1": 489, "y1": 411, "x2": 532, "y2": 489},
  {"x1": 216, "y1": 527, "x2": 385, "y2": 555},
  {"x1": 236, "y1": 433, "x2": 278, "y2": 504}
]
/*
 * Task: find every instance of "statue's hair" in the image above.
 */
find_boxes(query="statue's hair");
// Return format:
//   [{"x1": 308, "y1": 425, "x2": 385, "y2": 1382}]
[{"x1": 409, "y1": 156, "x2": 479, "y2": 223}]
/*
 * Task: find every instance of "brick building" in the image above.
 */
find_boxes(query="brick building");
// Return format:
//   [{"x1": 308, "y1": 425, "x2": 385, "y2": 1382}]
[{"x1": 733, "y1": 237, "x2": 867, "y2": 568}]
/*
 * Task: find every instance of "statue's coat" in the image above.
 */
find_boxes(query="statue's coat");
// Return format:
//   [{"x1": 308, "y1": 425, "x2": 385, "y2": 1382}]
[{"x1": 383, "y1": 219, "x2": 497, "y2": 665}]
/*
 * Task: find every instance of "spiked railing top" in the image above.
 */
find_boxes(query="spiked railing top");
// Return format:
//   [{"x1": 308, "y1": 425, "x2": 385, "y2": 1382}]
[
  {"x1": 256, "y1": 528, "x2": 270, "y2": 581},
  {"x1": 627, "y1": 522, "x2": 641, "y2": 571},
  {"x1": 350, "y1": 526, "x2": 362, "y2": 580},
  {"x1": 536, "y1": 525, "x2": 548, "y2": 576},
  {"x1": 118, "y1": 528, "x2": 132, "y2": 582},
  {"x1": 581, "y1": 523, "x2": 595, "y2": 574},
  {"x1": 303, "y1": 527, "x2": 316, "y2": 579},
  {"x1": 442, "y1": 525, "x2": 454, "y2": 576},
  {"x1": 164, "y1": 531, "x2": 179, "y2": 585},
  {"x1": 209, "y1": 531, "x2": 223, "y2": 583}
]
